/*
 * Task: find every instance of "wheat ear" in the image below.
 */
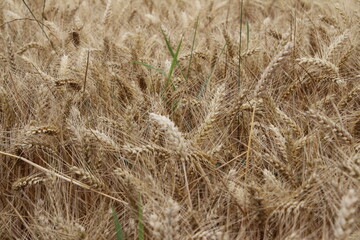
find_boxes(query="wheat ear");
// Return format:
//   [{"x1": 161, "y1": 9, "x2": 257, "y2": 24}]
[
  {"x1": 334, "y1": 189, "x2": 358, "y2": 240},
  {"x1": 254, "y1": 42, "x2": 293, "y2": 97}
]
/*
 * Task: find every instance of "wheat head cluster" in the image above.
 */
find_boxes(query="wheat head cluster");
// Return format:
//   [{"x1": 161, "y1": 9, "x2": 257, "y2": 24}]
[{"x1": 0, "y1": 0, "x2": 360, "y2": 239}]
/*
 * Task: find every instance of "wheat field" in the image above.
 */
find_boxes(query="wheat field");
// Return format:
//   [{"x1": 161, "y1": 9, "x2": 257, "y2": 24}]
[{"x1": 0, "y1": 0, "x2": 360, "y2": 239}]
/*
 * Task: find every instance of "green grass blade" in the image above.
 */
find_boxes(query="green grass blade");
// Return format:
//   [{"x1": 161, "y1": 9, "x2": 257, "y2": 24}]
[
  {"x1": 161, "y1": 28, "x2": 175, "y2": 58},
  {"x1": 186, "y1": 16, "x2": 199, "y2": 79},
  {"x1": 197, "y1": 43, "x2": 227, "y2": 99},
  {"x1": 165, "y1": 37, "x2": 183, "y2": 92},
  {"x1": 111, "y1": 207, "x2": 124, "y2": 240},
  {"x1": 132, "y1": 61, "x2": 166, "y2": 76},
  {"x1": 138, "y1": 196, "x2": 144, "y2": 240},
  {"x1": 161, "y1": 28, "x2": 187, "y2": 80},
  {"x1": 167, "y1": 37, "x2": 183, "y2": 80}
]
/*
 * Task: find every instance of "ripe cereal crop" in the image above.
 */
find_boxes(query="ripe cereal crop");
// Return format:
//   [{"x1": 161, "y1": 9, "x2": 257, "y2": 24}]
[{"x1": 0, "y1": 0, "x2": 359, "y2": 239}]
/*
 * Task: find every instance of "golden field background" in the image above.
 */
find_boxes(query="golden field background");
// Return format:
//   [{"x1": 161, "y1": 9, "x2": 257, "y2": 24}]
[{"x1": 0, "y1": 0, "x2": 360, "y2": 239}]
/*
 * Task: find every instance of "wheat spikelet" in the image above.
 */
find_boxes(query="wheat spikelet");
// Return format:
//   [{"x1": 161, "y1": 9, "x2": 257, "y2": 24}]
[
  {"x1": 268, "y1": 29, "x2": 283, "y2": 40},
  {"x1": 17, "y1": 42, "x2": 44, "y2": 55},
  {"x1": 44, "y1": 20, "x2": 63, "y2": 44},
  {"x1": 86, "y1": 129, "x2": 118, "y2": 151},
  {"x1": 223, "y1": 30, "x2": 235, "y2": 58},
  {"x1": 312, "y1": 94, "x2": 337, "y2": 110},
  {"x1": 308, "y1": 109, "x2": 353, "y2": 144},
  {"x1": 227, "y1": 96, "x2": 262, "y2": 120},
  {"x1": 297, "y1": 57, "x2": 339, "y2": 77},
  {"x1": 17, "y1": 141, "x2": 58, "y2": 157},
  {"x1": 0, "y1": 53, "x2": 6, "y2": 63},
  {"x1": 263, "y1": 169, "x2": 286, "y2": 193},
  {"x1": 254, "y1": 42, "x2": 293, "y2": 97},
  {"x1": 353, "y1": 118, "x2": 360, "y2": 139},
  {"x1": 334, "y1": 3, "x2": 348, "y2": 25},
  {"x1": 149, "y1": 113, "x2": 189, "y2": 160},
  {"x1": 264, "y1": 153, "x2": 298, "y2": 186},
  {"x1": 55, "y1": 78, "x2": 82, "y2": 91},
  {"x1": 275, "y1": 108, "x2": 301, "y2": 136},
  {"x1": 179, "y1": 51, "x2": 208, "y2": 62},
  {"x1": 30, "y1": 125, "x2": 59, "y2": 136},
  {"x1": 122, "y1": 144, "x2": 170, "y2": 159},
  {"x1": 144, "y1": 13, "x2": 160, "y2": 25},
  {"x1": 102, "y1": 0, "x2": 112, "y2": 25},
  {"x1": 338, "y1": 159, "x2": 360, "y2": 180},
  {"x1": 149, "y1": 213, "x2": 163, "y2": 240},
  {"x1": 240, "y1": 184, "x2": 267, "y2": 239},
  {"x1": 325, "y1": 30, "x2": 350, "y2": 65},
  {"x1": 334, "y1": 189, "x2": 358, "y2": 240},
  {"x1": 6, "y1": 36, "x2": 16, "y2": 72},
  {"x1": 280, "y1": 79, "x2": 301, "y2": 100},
  {"x1": 227, "y1": 169, "x2": 249, "y2": 207},
  {"x1": 240, "y1": 48, "x2": 260, "y2": 60},
  {"x1": 12, "y1": 174, "x2": 47, "y2": 191},
  {"x1": 293, "y1": 134, "x2": 315, "y2": 157},
  {"x1": 338, "y1": 45, "x2": 354, "y2": 76},
  {"x1": 163, "y1": 199, "x2": 181, "y2": 240},
  {"x1": 58, "y1": 55, "x2": 70, "y2": 77},
  {"x1": 268, "y1": 124, "x2": 288, "y2": 162},
  {"x1": 34, "y1": 200, "x2": 86, "y2": 240},
  {"x1": 69, "y1": 166, "x2": 105, "y2": 191},
  {"x1": 338, "y1": 86, "x2": 360, "y2": 109},
  {"x1": 193, "y1": 84, "x2": 225, "y2": 143}
]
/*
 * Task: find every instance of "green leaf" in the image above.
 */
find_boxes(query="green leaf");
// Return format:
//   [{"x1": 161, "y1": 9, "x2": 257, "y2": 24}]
[
  {"x1": 197, "y1": 43, "x2": 227, "y2": 99},
  {"x1": 112, "y1": 207, "x2": 124, "y2": 240},
  {"x1": 161, "y1": 28, "x2": 187, "y2": 82},
  {"x1": 132, "y1": 61, "x2": 166, "y2": 76},
  {"x1": 166, "y1": 37, "x2": 183, "y2": 89},
  {"x1": 186, "y1": 16, "x2": 200, "y2": 79},
  {"x1": 161, "y1": 28, "x2": 175, "y2": 58}
]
